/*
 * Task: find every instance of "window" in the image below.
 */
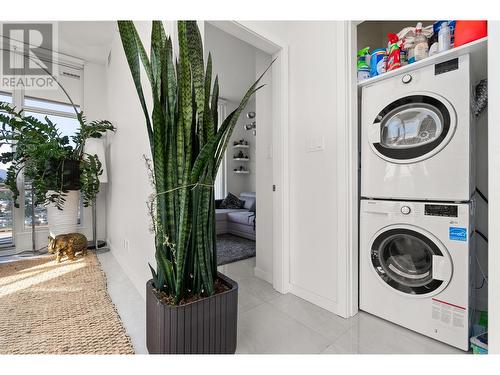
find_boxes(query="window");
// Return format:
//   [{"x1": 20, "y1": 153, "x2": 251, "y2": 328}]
[
  {"x1": 214, "y1": 102, "x2": 227, "y2": 200},
  {"x1": 22, "y1": 97, "x2": 82, "y2": 228}
]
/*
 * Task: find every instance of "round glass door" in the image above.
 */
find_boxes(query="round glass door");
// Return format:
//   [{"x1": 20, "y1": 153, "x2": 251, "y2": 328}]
[
  {"x1": 371, "y1": 95, "x2": 453, "y2": 162},
  {"x1": 371, "y1": 228, "x2": 447, "y2": 295}
]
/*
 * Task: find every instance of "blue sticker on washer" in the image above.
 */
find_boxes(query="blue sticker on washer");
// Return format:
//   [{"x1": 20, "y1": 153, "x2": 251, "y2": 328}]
[{"x1": 449, "y1": 227, "x2": 467, "y2": 241}]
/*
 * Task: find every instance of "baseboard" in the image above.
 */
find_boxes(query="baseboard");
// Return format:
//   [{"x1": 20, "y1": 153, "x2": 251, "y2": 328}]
[
  {"x1": 288, "y1": 283, "x2": 339, "y2": 315},
  {"x1": 106, "y1": 244, "x2": 146, "y2": 301},
  {"x1": 254, "y1": 267, "x2": 272, "y2": 283}
]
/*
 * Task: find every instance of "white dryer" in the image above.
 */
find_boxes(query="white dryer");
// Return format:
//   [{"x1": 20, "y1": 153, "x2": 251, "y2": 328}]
[
  {"x1": 359, "y1": 199, "x2": 475, "y2": 351},
  {"x1": 361, "y1": 54, "x2": 475, "y2": 201}
]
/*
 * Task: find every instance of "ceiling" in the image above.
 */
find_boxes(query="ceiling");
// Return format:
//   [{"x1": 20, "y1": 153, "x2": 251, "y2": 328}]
[{"x1": 57, "y1": 21, "x2": 116, "y2": 64}]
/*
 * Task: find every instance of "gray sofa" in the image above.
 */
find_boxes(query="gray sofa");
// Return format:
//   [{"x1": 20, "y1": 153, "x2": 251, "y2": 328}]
[{"x1": 215, "y1": 192, "x2": 256, "y2": 241}]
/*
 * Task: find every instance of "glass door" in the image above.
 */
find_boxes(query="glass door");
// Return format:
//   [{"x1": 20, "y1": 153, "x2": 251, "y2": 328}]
[
  {"x1": 370, "y1": 227, "x2": 452, "y2": 296},
  {"x1": 370, "y1": 94, "x2": 455, "y2": 163}
]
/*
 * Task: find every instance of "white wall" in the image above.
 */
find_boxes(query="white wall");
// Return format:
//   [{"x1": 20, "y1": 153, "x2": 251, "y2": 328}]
[
  {"x1": 105, "y1": 21, "x2": 157, "y2": 300},
  {"x1": 240, "y1": 21, "x2": 341, "y2": 311},
  {"x1": 488, "y1": 21, "x2": 500, "y2": 354}
]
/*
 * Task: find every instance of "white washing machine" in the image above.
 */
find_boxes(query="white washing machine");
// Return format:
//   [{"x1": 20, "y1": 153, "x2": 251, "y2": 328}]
[
  {"x1": 361, "y1": 53, "x2": 475, "y2": 201},
  {"x1": 359, "y1": 199, "x2": 475, "y2": 351}
]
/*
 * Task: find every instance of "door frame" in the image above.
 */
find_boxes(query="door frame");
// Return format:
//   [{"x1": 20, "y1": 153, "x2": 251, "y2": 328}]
[
  {"x1": 334, "y1": 21, "x2": 359, "y2": 318},
  {"x1": 207, "y1": 21, "x2": 291, "y2": 294}
]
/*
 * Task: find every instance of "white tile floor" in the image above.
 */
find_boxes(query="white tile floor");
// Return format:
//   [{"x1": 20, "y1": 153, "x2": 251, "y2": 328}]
[{"x1": 98, "y1": 252, "x2": 464, "y2": 354}]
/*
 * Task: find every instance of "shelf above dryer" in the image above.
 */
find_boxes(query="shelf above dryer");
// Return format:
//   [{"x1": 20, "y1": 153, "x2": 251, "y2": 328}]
[{"x1": 358, "y1": 37, "x2": 487, "y2": 89}]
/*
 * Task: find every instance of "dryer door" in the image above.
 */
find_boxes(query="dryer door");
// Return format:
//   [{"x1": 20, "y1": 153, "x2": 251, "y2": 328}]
[
  {"x1": 370, "y1": 226, "x2": 453, "y2": 296},
  {"x1": 369, "y1": 94, "x2": 456, "y2": 164}
]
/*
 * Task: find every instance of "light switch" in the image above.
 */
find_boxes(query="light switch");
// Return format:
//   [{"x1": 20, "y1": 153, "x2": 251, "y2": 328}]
[{"x1": 306, "y1": 136, "x2": 325, "y2": 152}]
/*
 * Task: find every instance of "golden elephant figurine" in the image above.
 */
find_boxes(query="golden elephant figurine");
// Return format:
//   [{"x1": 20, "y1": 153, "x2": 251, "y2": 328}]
[{"x1": 48, "y1": 233, "x2": 88, "y2": 263}]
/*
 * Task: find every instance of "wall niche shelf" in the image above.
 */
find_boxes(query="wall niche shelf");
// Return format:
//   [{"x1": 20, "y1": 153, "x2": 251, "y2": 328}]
[
  {"x1": 233, "y1": 158, "x2": 250, "y2": 161},
  {"x1": 233, "y1": 144, "x2": 250, "y2": 149},
  {"x1": 233, "y1": 170, "x2": 250, "y2": 174}
]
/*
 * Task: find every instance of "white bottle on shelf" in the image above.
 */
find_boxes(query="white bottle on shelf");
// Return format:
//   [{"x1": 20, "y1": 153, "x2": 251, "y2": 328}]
[{"x1": 438, "y1": 22, "x2": 451, "y2": 52}]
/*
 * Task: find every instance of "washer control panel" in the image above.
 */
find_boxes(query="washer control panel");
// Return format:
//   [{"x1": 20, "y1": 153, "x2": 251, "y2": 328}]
[{"x1": 424, "y1": 204, "x2": 458, "y2": 217}]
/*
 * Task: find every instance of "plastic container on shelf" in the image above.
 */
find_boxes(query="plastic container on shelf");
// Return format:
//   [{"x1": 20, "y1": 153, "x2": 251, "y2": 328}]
[
  {"x1": 454, "y1": 20, "x2": 487, "y2": 47},
  {"x1": 413, "y1": 22, "x2": 429, "y2": 62},
  {"x1": 370, "y1": 48, "x2": 387, "y2": 77},
  {"x1": 438, "y1": 22, "x2": 451, "y2": 52},
  {"x1": 470, "y1": 332, "x2": 488, "y2": 354}
]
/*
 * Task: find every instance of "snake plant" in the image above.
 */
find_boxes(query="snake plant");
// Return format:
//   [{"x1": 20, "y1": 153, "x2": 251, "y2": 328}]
[{"x1": 118, "y1": 20, "x2": 270, "y2": 303}]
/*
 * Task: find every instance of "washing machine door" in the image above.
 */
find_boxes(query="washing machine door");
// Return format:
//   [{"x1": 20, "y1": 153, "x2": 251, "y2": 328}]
[
  {"x1": 368, "y1": 93, "x2": 456, "y2": 164},
  {"x1": 370, "y1": 225, "x2": 453, "y2": 296}
]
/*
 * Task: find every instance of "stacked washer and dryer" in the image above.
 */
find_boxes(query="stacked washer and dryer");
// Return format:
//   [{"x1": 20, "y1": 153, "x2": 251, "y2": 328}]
[{"x1": 359, "y1": 53, "x2": 478, "y2": 351}]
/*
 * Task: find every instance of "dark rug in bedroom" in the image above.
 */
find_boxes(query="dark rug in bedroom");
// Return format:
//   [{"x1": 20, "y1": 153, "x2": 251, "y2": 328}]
[{"x1": 217, "y1": 234, "x2": 256, "y2": 265}]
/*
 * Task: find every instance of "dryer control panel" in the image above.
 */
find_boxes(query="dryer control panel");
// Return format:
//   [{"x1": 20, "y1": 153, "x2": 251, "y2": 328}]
[{"x1": 424, "y1": 204, "x2": 458, "y2": 218}]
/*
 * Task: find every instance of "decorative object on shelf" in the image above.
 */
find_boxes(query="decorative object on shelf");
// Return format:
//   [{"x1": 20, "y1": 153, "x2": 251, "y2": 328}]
[
  {"x1": 84, "y1": 137, "x2": 110, "y2": 252},
  {"x1": 118, "y1": 20, "x2": 271, "y2": 353},
  {"x1": 233, "y1": 165, "x2": 250, "y2": 174},
  {"x1": 245, "y1": 111, "x2": 256, "y2": 136},
  {"x1": 244, "y1": 121, "x2": 256, "y2": 135},
  {"x1": 234, "y1": 150, "x2": 249, "y2": 160},
  {"x1": 47, "y1": 232, "x2": 88, "y2": 263},
  {"x1": 233, "y1": 138, "x2": 249, "y2": 146}
]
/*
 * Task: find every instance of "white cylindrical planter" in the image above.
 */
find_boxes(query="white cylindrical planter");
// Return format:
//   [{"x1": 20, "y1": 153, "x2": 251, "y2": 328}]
[{"x1": 46, "y1": 190, "x2": 80, "y2": 237}]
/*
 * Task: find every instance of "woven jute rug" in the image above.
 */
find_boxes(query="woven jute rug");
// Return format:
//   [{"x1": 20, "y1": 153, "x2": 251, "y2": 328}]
[{"x1": 0, "y1": 252, "x2": 134, "y2": 354}]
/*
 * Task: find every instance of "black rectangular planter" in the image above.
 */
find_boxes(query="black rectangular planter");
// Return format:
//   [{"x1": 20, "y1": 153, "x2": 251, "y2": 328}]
[{"x1": 146, "y1": 272, "x2": 238, "y2": 354}]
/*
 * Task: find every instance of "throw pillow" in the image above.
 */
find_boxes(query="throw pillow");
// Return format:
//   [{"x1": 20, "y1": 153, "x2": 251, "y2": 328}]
[{"x1": 220, "y1": 193, "x2": 245, "y2": 209}]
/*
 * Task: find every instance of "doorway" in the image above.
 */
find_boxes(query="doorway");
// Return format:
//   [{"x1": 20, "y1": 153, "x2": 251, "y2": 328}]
[{"x1": 206, "y1": 21, "x2": 290, "y2": 294}]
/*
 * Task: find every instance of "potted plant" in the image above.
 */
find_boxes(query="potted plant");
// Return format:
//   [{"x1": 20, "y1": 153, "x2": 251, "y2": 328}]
[
  {"x1": 0, "y1": 103, "x2": 115, "y2": 236},
  {"x1": 118, "y1": 20, "x2": 270, "y2": 354}
]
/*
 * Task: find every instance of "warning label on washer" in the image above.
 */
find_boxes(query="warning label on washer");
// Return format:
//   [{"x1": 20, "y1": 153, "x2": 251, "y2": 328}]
[{"x1": 432, "y1": 299, "x2": 466, "y2": 328}]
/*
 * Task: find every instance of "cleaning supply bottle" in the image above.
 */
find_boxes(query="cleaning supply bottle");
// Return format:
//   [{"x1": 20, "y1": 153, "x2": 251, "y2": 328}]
[
  {"x1": 438, "y1": 22, "x2": 451, "y2": 52},
  {"x1": 386, "y1": 33, "x2": 401, "y2": 71},
  {"x1": 413, "y1": 22, "x2": 429, "y2": 62},
  {"x1": 370, "y1": 48, "x2": 387, "y2": 77},
  {"x1": 357, "y1": 47, "x2": 371, "y2": 81}
]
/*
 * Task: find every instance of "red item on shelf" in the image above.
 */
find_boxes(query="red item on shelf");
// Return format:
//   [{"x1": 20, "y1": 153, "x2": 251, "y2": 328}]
[
  {"x1": 386, "y1": 33, "x2": 401, "y2": 71},
  {"x1": 454, "y1": 21, "x2": 487, "y2": 47}
]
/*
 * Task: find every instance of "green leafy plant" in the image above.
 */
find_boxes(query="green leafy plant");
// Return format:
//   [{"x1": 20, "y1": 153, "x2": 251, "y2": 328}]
[
  {"x1": 0, "y1": 103, "x2": 115, "y2": 209},
  {"x1": 118, "y1": 20, "x2": 271, "y2": 304}
]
